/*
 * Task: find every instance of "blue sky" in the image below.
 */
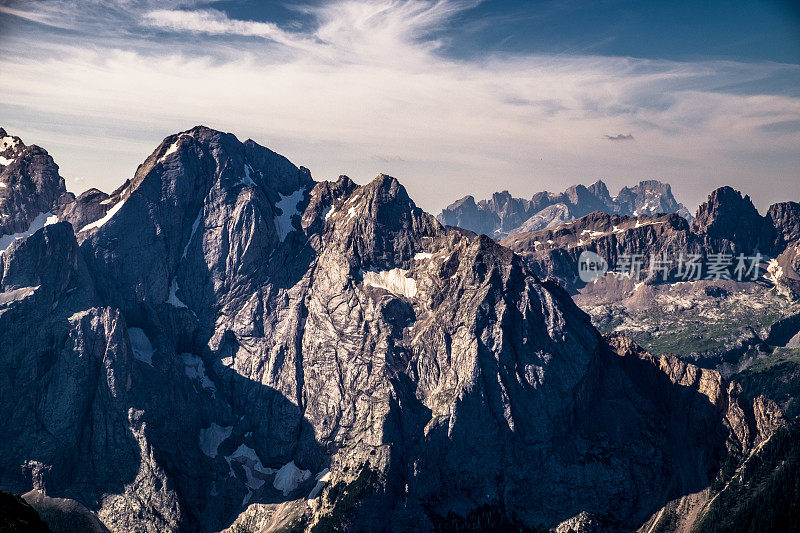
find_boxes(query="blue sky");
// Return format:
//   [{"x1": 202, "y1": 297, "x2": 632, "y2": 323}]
[{"x1": 0, "y1": 0, "x2": 798, "y2": 213}]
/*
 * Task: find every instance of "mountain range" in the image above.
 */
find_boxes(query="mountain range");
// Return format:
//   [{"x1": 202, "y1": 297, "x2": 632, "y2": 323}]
[
  {"x1": 0, "y1": 126, "x2": 796, "y2": 532},
  {"x1": 437, "y1": 180, "x2": 693, "y2": 239}
]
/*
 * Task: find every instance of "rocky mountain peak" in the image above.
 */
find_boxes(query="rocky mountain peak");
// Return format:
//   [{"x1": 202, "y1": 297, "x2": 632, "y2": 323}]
[
  {"x1": 438, "y1": 193, "x2": 499, "y2": 235},
  {"x1": 1, "y1": 127, "x2": 792, "y2": 532},
  {"x1": 72, "y1": 126, "x2": 316, "y2": 315},
  {"x1": 322, "y1": 173, "x2": 439, "y2": 270},
  {"x1": 587, "y1": 179, "x2": 611, "y2": 201},
  {"x1": 0, "y1": 128, "x2": 68, "y2": 241},
  {"x1": 449, "y1": 194, "x2": 477, "y2": 210},
  {"x1": 0, "y1": 128, "x2": 25, "y2": 163},
  {"x1": 691, "y1": 186, "x2": 774, "y2": 253},
  {"x1": 439, "y1": 178, "x2": 691, "y2": 239}
]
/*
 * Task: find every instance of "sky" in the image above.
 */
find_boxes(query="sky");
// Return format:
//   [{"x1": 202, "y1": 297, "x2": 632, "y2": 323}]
[{"x1": 0, "y1": 0, "x2": 798, "y2": 215}]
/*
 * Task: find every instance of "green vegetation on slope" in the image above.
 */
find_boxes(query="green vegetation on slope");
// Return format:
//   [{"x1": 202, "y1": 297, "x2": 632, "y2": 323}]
[{"x1": 693, "y1": 422, "x2": 800, "y2": 533}]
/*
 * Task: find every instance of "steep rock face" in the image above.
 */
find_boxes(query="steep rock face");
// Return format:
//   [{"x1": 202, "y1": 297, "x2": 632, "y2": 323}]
[
  {"x1": 0, "y1": 127, "x2": 786, "y2": 532},
  {"x1": 767, "y1": 201, "x2": 800, "y2": 247},
  {"x1": 22, "y1": 490, "x2": 110, "y2": 533},
  {"x1": 436, "y1": 194, "x2": 500, "y2": 235},
  {"x1": 691, "y1": 186, "x2": 775, "y2": 254},
  {"x1": 439, "y1": 179, "x2": 691, "y2": 239},
  {"x1": 0, "y1": 129, "x2": 68, "y2": 239},
  {"x1": 615, "y1": 180, "x2": 688, "y2": 219},
  {"x1": 79, "y1": 125, "x2": 313, "y2": 319},
  {"x1": 766, "y1": 202, "x2": 800, "y2": 291},
  {"x1": 57, "y1": 188, "x2": 111, "y2": 234},
  {"x1": 504, "y1": 187, "x2": 800, "y2": 293},
  {"x1": 481, "y1": 190, "x2": 538, "y2": 233},
  {"x1": 0, "y1": 224, "x2": 151, "y2": 520},
  {"x1": 502, "y1": 211, "x2": 694, "y2": 291},
  {"x1": 606, "y1": 336, "x2": 785, "y2": 533}
]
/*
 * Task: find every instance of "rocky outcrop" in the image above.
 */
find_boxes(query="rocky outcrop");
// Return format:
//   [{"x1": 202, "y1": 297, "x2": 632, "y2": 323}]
[
  {"x1": 438, "y1": 179, "x2": 692, "y2": 238},
  {"x1": 0, "y1": 128, "x2": 68, "y2": 240},
  {"x1": 502, "y1": 211, "x2": 695, "y2": 291},
  {"x1": 436, "y1": 194, "x2": 500, "y2": 235},
  {"x1": 22, "y1": 490, "x2": 110, "y2": 533},
  {"x1": 57, "y1": 188, "x2": 112, "y2": 235},
  {"x1": 691, "y1": 186, "x2": 775, "y2": 254},
  {"x1": 0, "y1": 127, "x2": 786, "y2": 532},
  {"x1": 615, "y1": 180, "x2": 690, "y2": 219},
  {"x1": 503, "y1": 187, "x2": 800, "y2": 293},
  {"x1": 0, "y1": 491, "x2": 51, "y2": 532},
  {"x1": 767, "y1": 201, "x2": 800, "y2": 248}
]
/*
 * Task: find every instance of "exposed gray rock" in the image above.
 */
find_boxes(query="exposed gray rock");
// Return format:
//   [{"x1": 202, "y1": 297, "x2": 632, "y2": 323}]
[
  {"x1": 0, "y1": 128, "x2": 68, "y2": 239},
  {"x1": 57, "y1": 188, "x2": 111, "y2": 235},
  {"x1": 768, "y1": 201, "x2": 800, "y2": 248},
  {"x1": 503, "y1": 187, "x2": 800, "y2": 294},
  {"x1": 0, "y1": 127, "x2": 787, "y2": 533},
  {"x1": 438, "y1": 179, "x2": 692, "y2": 239},
  {"x1": 691, "y1": 186, "x2": 776, "y2": 255},
  {"x1": 23, "y1": 490, "x2": 110, "y2": 533}
]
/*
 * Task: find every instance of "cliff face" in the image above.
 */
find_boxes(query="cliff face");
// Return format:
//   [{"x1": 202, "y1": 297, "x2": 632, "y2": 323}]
[
  {"x1": 0, "y1": 128, "x2": 69, "y2": 240},
  {"x1": 0, "y1": 126, "x2": 785, "y2": 532},
  {"x1": 502, "y1": 188, "x2": 800, "y2": 294}
]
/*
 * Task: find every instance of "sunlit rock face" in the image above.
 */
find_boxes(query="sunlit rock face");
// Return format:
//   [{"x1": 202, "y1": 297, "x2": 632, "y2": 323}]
[{"x1": 0, "y1": 126, "x2": 784, "y2": 532}]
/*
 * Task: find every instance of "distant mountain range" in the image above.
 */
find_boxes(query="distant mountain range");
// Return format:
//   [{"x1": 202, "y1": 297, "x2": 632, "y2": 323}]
[
  {"x1": 501, "y1": 185, "x2": 800, "y2": 294},
  {"x1": 0, "y1": 125, "x2": 797, "y2": 533},
  {"x1": 438, "y1": 179, "x2": 693, "y2": 238}
]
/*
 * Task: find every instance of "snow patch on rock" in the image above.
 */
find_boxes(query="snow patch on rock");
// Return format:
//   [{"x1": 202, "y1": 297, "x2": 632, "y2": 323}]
[
  {"x1": 182, "y1": 353, "x2": 216, "y2": 391},
  {"x1": 363, "y1": 268, "x2": 418, "y2": 298},
  {"x1": 234, "y1": 164, "x2": 257, "y2": 187},
  {"x1": 158, "y1": 133, "x2": 190, "y2": 163},
  {"x1": 581, "y1": 229, "x2": 607, "y2": 238},
  {"x1": 0, "y1": 212, "x2": 57, "y2": 253},
  {"x1": 167, "y1": 279, "x2": 187, "y2": 308},
  {"x1": 128, "y1": 327, "x2": 154, "y2": 366},
  {"x1": 0, "y1": 136, "x2": 18, "y2": 151},
  {"x1": 182, "y1": 211, "x2": 203, "y2": 259},
  {"x1": 634, "y1": 219, "x2": 664, "y2": 229},
  {"x1": 228, "y1": 444, "x2": 276, "y2": 491},
  {"x1": 274, "y1": 188, "x2": 304, "y2": 242},
  {"x1": 199, "y1": 423, "x2": 232, "y2": 458},
  {"x1": 79, "y1": 198, "x2": 126, "y2": 232},
  {"x1": 766, "y1": 259, "x2": 783, "y2": 284},
  {"x1": 307, "y1": 468, "x2": 331, "y2": 499},
  {"x1": 273, "y1": 461, "x2": 311, "y2": 496}
]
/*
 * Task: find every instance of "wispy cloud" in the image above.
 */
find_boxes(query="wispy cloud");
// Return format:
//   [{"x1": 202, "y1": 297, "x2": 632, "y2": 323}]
[
  {"x1": 141, "y1": 9, "x2": 321, "y2": 53},
  {"x1": 0, "y1": 4, "x2": 70, "y2": 28},
  {"x1": 0, "y1": 0, "x2": 798, "y2": 213},
  {"x1": 605, "y1": 133, "x2": 634, "y2": 141}
]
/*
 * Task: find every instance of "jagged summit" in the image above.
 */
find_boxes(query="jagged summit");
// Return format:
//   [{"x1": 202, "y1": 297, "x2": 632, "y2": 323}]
[
  {"x1": 0, "y1": 127, "x2": 790, "y2": 532},
  {"x1": 503, "y1": 184, "x2": 800, "y2": 294},
  {"x1": 692, "y1": 185, "x2": 776, "y2": 253},
  {"x1": 439, "y1": 178, "x2": 692, "y2": 238},
  {"x1": 0, "y1": 128, "x2": 24, "y2": 162},
  {"x1": 0, "y1": 127, "x2": 68, "y2": 242}
]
